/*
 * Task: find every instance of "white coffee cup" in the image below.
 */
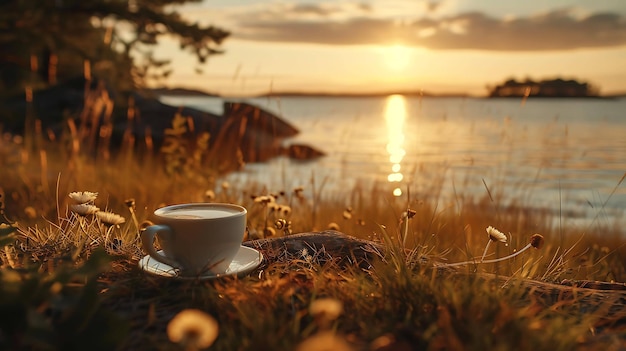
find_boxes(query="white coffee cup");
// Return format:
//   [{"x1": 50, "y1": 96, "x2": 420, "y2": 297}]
[{"x1": 141, "y1": 203, "x2": 247, "y2": 276}]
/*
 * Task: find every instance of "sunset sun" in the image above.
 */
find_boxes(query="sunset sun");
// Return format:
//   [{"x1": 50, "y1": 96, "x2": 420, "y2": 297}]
[{"x1": 381, "y1": 44, "x2": 412, "y2": 72}]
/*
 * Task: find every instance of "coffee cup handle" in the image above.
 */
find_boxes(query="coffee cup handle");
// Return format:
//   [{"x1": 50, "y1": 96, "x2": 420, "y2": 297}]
[{"x1": 141, "y1": 224, "x2": 181, "y2": 268}]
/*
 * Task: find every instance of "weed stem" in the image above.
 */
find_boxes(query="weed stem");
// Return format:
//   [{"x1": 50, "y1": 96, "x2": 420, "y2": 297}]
[
  {"x1": 480, "y1": 240, "x2": 491, "y2": 262},
  {"x1": 439, "y1": 243, "x2": 532, "y2": 268}
]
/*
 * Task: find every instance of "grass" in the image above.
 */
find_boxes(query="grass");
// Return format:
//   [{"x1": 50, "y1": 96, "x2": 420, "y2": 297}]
[{"x1": 1, "y1": 89, "x2": 626, "y2": 350}]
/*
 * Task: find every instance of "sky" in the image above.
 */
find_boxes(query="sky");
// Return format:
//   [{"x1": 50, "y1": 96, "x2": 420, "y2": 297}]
[{"x1": 152, "y1": 0, "x2": 626, "y2": 97}]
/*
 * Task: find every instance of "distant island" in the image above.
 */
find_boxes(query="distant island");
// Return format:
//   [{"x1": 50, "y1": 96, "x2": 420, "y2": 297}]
[
  {"x1": 149, "y1": 78, "x2": 626, "y2": 99},
  {"x1": 488, "y1": 78, "x2": 600, "y2": 98}
]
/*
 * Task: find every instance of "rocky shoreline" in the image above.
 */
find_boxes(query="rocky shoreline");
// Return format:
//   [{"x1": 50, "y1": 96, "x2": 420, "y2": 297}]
[{"x1": 0, "y1": 77, "x2": 325, "y2": 172}]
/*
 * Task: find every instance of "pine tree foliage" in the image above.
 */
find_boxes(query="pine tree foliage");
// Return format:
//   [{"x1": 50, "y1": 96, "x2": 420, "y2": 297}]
[{"x1": 0, "y1": 0, "x2": 230, "y2": 96}]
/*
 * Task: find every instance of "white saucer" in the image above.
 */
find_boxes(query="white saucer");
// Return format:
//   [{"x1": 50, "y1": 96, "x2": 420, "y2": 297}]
[{"x1": 138, "y1": 246, "x2": 263, "y2": 280}]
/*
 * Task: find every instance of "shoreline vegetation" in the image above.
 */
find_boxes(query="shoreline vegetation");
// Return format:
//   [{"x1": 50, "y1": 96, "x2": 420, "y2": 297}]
[
  {"x1": 1, "y1": 77, "x2": 626, "y2": 350},
  {"x1": 0, "y1": 76, "x2": 326, "y2": 172},
  {"x1": 150, "y1": 77, "x2": 626, "y2": 100}
]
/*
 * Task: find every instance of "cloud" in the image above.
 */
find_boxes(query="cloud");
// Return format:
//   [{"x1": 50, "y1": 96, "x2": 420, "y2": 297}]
[{"x1": 229, "y1": 5, "x2": 626, "y2": 51}]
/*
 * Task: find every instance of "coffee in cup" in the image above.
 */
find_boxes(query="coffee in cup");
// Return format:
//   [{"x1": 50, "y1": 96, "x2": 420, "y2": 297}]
[{"x1": 141, "y1": 203, "x2": 247, "y2": 276}]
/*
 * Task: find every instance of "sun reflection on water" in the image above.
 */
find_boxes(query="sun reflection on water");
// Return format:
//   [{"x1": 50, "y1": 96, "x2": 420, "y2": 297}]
[{"x1": 384, "y1": 94, "x2": 407, "y2": 196}]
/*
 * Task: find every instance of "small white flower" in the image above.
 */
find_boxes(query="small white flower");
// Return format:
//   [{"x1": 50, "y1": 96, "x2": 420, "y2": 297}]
[
  {"x1": 486, "y1": 226, "x2": 507, "y2": 244},
  {"x1": 300, "y1": 248, "x2": 309, "y2": 258},
  {"x1": 327, "y1": 222, "x2": 340, "y2": 231},
  {"x1": 293, "y1": 187, "x2": 305, "y2": 199},
  {"x1": 296, "y1": 331, "x2": 353, "y2": 351},
  {"x1": 309, "y1": 298, "x2": 343, "y2": 323},
  {"x1": 96, "y1": 211, "x2": 126, "y2": 226},
  {"x1": 254, "y1": 195, "x2": 276, "y2": 206},
  {"x1": 70, "y1": 203, "x2": 100, "y2": 216},
  {"x1": 530, "y1": 234, "x2": 545, "y2": 249},
  {"x1": 24, "y1": 206, "x2": 37, "y2": 219},
  {"x1": 275, "y1": 218, "x2": 288, "y2": 230},
  {"x1": 167, "y1": 309, "x2": 219, "y2": 349},
  {"x1": 268, "y1": 203, "x2": 281, "y2": 212},
  {"x1": 204, "y1": 189, "x2": 215, "y2": 201},
  {"x1": 280, "y1": 205, "x2": 292, "y2": 216},
  {"x1": 263, "y1": 227, "x2": 276, "y2": 237},
  {"x1": 299, "y1": 248, "x2": 313, "y2": 264},
  {"x1": 404, "y1": 209, "x2": 416, "y2": 219},
  {"x1": 68, "y1": 191, "x2": 98, "y2": 204}
]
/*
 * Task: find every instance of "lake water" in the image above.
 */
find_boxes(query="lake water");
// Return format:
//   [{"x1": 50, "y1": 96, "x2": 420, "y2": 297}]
[{"x1": 160, "y1": 95, "x2": 626, "y2": 229}]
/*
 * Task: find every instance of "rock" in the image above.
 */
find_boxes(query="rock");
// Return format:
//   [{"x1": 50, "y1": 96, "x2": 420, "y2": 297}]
[
  {"x1": 282, "y1": 143, "x2": 326, "y2": 160},
  {"x1": 223, "y1": 101, "x2": 299, "y2": 138},
  {"x1": 206, "y1": 101, "x2": 298, "y2": 169},
  {"x1": 0, "y1": 76, "x2": 87, "y2": 134},
  {"x1": 242, "y1": 230, "x2": 384, "y2": 269},
  {"x1": 124, "y1": 92, "x2": 222, "y2": 146}
]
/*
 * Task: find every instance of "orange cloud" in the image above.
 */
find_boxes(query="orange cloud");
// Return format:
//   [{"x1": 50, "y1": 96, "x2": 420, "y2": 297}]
[{"x1": 230, "y1": 6, "x2": 626, "y2": 51}]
